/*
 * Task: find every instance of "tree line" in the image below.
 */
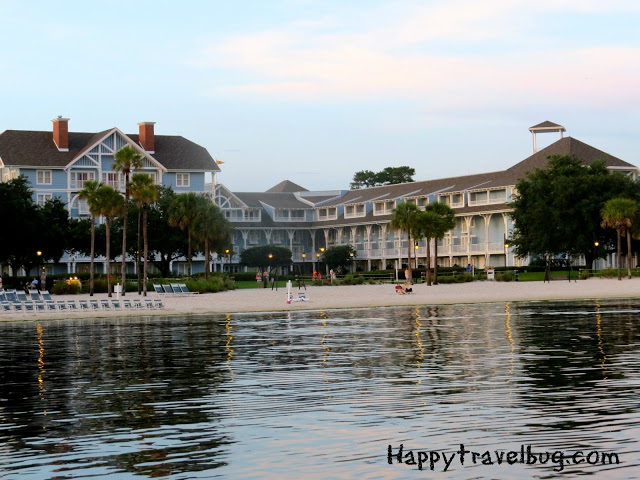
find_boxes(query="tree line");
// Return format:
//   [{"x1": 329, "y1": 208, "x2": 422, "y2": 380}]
[{"x1": 0, "y1": 146, "x2": 233, "y2": 296}]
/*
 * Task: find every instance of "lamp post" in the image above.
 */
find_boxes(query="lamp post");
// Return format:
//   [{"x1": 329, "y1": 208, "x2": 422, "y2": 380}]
[
  {"x1": 301, "y1": 252, "x2": 306, "y2": 274},
  {"x1": 414, "y1": 241, "x2": 419, "y2": 270},
  {"x1": 225, "y1": 249, "x2": 230, "y2": 273},
  {"x1": 593, "y1": 241, "x2": 599, "y2": 272},
  {"x1": 503, "y1": 234, "x2": 510, "y2": 268},
  {"x1": 350, "y1": 252, "x2": 354, "y2": 273},
  {"x1": 36, "y1": 250, "x2": 42, "y2": 291},
  {"x1": 267, "y1": 253, "x2": 273, "y2": 289},
  {"x1": 320, "y1": 247, "x2": 327, "y2": 277}
]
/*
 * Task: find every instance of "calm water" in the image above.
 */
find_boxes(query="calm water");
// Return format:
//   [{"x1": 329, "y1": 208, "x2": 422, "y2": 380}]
[{"x1": 1, "y1": 300, "x2": 640, "y2": 479}]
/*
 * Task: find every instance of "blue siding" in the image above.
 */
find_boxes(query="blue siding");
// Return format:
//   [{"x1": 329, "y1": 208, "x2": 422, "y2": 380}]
[
  {"x1": 163, "y1": 172, "x2": 206, "y2": 191},
  {"x1": 101, "y1": 155, "x2": 115, "y2": 171}
]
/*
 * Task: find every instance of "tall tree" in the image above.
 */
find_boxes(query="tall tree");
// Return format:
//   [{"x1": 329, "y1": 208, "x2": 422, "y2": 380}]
[
  {"x1": 113, "y1": 145, "x2": 143, "y2": 295},
  {"x1": 390, "y1": 202, "x2": 421, "y2": 282},
  {"x1": 510, "y1": 155, "x2": 640, "y2": 266},
  {"x1": 426, "y1": 202, "x2": 456, "y2": 285},
  {"x1": 350, "y1": 166, "x2": 415, "y2": 189},
  {"x1": 168, "y1": 192, "x2": 202, "y2": 276},
  {"x1": 130, "y1": 174, "x2": 159, "y2": 295},
  {"x1": 413, "y1": 210, "x2": 440, "y2": 286},
  {"x1": 78, "y1": 180, "x2": 103, "y2": 295},
  {"x1": 193, "y1": 199, "x2": 233, "y2": 279},
  {"x1": 95, "y1": 185, "x2": 124, "y2": 297},
  {"x1": 601, "y1": 197, "x2": 638, "y2": 280}
]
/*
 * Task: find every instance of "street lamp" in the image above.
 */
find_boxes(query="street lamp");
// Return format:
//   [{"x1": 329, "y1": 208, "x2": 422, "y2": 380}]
[
  {"x1": 593, "y1": 241, "x2": 599, "y2": 272},
  {"x1": 225, "y1": 249, "x2": 230, "y2": 273},
  {"x1": 503, "y1": 234, "x2": 510, "y2": 268},
  {"x1": 350, "y1": 251, "x2": 354, "y2": 273},
  {"x1": 36, "y1": 251, "x2": 43, "y2": 291},
  {"x1": 301, "y1": 252, "x2": 306, "y2": 274}
]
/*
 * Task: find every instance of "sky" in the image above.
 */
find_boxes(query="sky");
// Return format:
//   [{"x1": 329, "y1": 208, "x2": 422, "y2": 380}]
[{"x1": 1, "y1": 0, "x2": 639, "y2": 192}]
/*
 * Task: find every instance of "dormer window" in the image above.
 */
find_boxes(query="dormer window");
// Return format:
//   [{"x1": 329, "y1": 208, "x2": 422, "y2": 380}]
[{"x1": 344, "y1": 203, "x2": 366, "y2": 219}]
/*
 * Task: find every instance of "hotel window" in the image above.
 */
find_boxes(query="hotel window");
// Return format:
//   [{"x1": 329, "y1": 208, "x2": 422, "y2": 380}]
[
  {"x1": 37, "y1": 193, "x2": 52, "y2": 206},
  {"x1": 176, "y1": 172, "x2": 190, "y2": 187},
  {"x1": 70, "y1": 171, "x2": 96, "y2": 189},
  {"x1": 102, "y1": 172, "x2": 121, "y2": 189},
  {"x1": 78, "y1": 198, "x2": 90, "y2": 215},
  {"x1": 37, "y1": 170, "x2": 52, "y2": 185}
]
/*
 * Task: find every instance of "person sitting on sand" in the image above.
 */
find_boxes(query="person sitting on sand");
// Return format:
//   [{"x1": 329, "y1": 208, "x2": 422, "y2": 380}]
[
  {"x1": 403, "y1": 281, "x2": 413, "y2": 294},
  {"x1": 395, "y1": 284, "x2": 407, "y2": 294}
]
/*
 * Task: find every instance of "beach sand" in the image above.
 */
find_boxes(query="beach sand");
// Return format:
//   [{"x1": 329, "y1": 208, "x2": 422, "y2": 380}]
[{"x1": 1, "y1": 277, "x2": 639, "y2": 321}]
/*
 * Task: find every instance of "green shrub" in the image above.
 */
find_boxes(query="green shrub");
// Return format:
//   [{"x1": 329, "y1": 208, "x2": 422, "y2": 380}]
[
  {"x1": 51, "y1": 281, "x2": 82, "y2": 295},
  {"x1": 184, "y1": 276, "x2": 236, "y2": 293},
  {"x1": 338, "y1": 274, "x2": 366, "y2": 286},
  {"x1": 496, "y1": 272, "x2": 513, "y2": 282}
]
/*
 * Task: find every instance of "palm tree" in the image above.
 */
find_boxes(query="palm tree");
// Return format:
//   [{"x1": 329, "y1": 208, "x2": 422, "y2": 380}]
[
  {"x1": 390, "y1": 202, "x2": 421, "y2": 282},
  {"x1": 78, "y1": 180, "x2": 102, "y2": 296},
  {"x1": 425, "y1": 202, "x2": 456, "y2": 285},
  {"x1": 168, "y1": 192, "x2": 202, "y2": 276},
  {"x1": 95, "y1": 185, "x2": 125, "y2": 297},
  {"x1": 130, "y1": 174, "x2": 158, "y2": 295},
  {"x1": 601, "y1": 197, "x2": 638, "y2": 280},
  {"x1": 414, "y1": 210, "x2": 441, "y2": 286},
  {"x1": 113, "y1": 145, "x2": 143, "y2": 295},
  {"x1": 192, "y1": 200, "x2": 229, "y2": 279}
]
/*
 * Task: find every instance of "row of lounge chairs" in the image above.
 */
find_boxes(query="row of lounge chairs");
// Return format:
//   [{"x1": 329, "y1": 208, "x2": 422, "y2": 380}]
[
  {"x1": 153, "y1": 283, "x2": 198, "y2": 296},
  {"x1": 0, "y1": 293, "x2": 164, "y2": 314},
  {"x1": 0, "y1": 289, "x2": 53, "y2": 303}
]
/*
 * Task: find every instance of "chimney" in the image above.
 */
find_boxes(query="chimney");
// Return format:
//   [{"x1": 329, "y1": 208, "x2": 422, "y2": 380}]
[
  {"x1": 138, "y1": 121, "x2": 156, "y2": 152},
  {"x1": 52, "y1": 116, "x2": 70, "y2": 151}
]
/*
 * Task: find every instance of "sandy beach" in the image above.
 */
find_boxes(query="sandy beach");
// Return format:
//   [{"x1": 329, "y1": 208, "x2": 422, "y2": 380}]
[{"x1": 1, "y1": 277, "x2": 639, "y2": 321}]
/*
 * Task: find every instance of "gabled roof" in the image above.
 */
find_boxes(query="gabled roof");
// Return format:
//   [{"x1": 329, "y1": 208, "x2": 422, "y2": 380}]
[
  {"x1": 266, "y1": 180, "x2": 308, "y2": 193},
  {"x1": 0, "y1": 129, "x2": 220, "y2": 172},
  {"x1": 504, "y1": 136, "x2": 635, "y2": 182},
  {"x1": 234, "y1": 192, "x2": 312, "y2": 209}
]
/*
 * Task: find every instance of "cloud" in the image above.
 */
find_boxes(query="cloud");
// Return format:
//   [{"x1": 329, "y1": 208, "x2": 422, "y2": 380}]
[{"x1": 189, "y1": 0, "x2": 640, "y2": 111}]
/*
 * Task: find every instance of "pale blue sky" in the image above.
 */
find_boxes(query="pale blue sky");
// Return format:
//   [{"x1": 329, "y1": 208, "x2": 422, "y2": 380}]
[{"x1": 1, "y1": 0, "x2": 638, "y2": 191}]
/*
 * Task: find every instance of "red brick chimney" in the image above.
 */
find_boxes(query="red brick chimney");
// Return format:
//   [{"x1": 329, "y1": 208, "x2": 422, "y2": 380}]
[
  {"x1": 138, "y1": 122, "x2": 156, "y2": 152},
  {"x1": 52, "y1": 116, "x2": 70, "y2": 151}
]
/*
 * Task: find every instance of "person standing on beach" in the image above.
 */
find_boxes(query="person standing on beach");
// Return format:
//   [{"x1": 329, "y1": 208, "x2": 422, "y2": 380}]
[{"x1": 40, "y1": 270, "x2": 46, "y2": 291}]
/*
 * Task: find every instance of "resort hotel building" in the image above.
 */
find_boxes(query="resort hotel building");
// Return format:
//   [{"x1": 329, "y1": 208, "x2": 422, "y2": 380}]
[{"x1": 0, "y1": 119, "x2": 637, "y2": 276}]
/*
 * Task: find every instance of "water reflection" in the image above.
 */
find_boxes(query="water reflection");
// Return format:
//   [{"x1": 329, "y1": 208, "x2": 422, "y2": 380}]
[{"x1": 0, "y1": 299, "x2": 639, "y2": 478}]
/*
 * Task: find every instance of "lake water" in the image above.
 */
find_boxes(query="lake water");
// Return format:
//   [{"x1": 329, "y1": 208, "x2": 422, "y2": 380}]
[{"x1": 1, "y1": 299, "x2": 640, "y2": 479}]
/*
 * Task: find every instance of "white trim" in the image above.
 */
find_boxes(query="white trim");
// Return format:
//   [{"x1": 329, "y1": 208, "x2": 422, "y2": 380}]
[{"x1": 36, "y1": 169, "x2": 52, "y2": 185}]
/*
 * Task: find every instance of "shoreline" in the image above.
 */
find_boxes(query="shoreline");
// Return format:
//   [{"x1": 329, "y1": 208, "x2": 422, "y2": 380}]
[{"x1": 1, "y1": 277, "x2": 639, "y2": 322}]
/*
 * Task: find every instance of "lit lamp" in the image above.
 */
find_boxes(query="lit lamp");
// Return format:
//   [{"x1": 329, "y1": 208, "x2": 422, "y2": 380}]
[
  {"x1": 302, "y1": 252, "x2": 306, "y2": 274},
  {"x1": 319, "y1": 247, "x2": 326, "y2": 276},
  {"x1": 36, "y1": 251, "x2": 43, "y2": 291},
  {"x1": 350, "y1": 251, "x2": 354, "y2": 272},
  {"x1": 593, "y1": 241, "x2": 599, "y2": 271},
  {"x1": 225, "y1": 249, "x2": 230, "y2": 273},
  {"x1": 503, "y1": 235, "x2": 510, "y2": 268}
]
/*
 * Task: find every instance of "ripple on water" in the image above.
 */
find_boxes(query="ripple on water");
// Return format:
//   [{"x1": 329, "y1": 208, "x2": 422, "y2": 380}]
[{"x1": 0, "y1": 300, "x2": 639, "y2": 478}]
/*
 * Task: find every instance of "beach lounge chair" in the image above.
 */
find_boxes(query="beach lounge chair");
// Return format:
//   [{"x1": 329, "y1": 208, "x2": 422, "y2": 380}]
[
  {"x1": 16, "y1": 291, "x2": 28, "y2": 303},
  {"x1": 133, "y1": 299, "x2": 143, "y2": 309},
  {"x1": 5, "y1": 291, "x2": 18, "y2": 302},
  {"x1": 35, "y1": 301, "x2": 46, "y2": 312},
  {"x1": 111, "y1": 300, "x2": 121, "y2": 309},
  {"x1": 23, "y1": 301, "x2": 35, "y2": 312},
  {"x1": 12, "y1": 302, "x2": 23, "y2": 312},
  {"x1": 90, "y1": 299, "x2": 100, "y2": 310},
  {"x1": 153, "y1": 299, "x2": 164, "y2": 309},
  {"x1": 56, "y1": 301, "x2": 67, "y2": 311},
  {"x1": 170, "y1": 283, "x2": 183, "y2": 294},
  {"x1": 30, "y1": 291, "x2": 41, "y2": 302},
  {"x1": 178, "y1": 283, "x2": 198, "y2": 294},
  {"x1": 122, "y1": 299, "x2": 132, "y2": 309},
  {"x1": 40, "y1": 291, "x2": 52, "y2": 301},
  {"x1": 100, "y1": 299, "x2": 110, "y2": 309},
  {"x1": 162, "y1": 284, "x2": 175, "y2": 294},
  {"x1": 153, "y1": 284, "x2": 165, "y2": 295},
  {"x1": 67, "y1": 300, "x2": 78, "y2": 311},
  {"x1": 45, "y1": 301, "x2": 56, "y2": 311},
  {"x1": 79, "y1": 300, "x2": 89, "y2": 310},
  {"x1": 0, "y1": 301, "x2": 11, "y2": 312},
  {"x1": 144, "y1": 299, "x2": 154, "y2": 308}
]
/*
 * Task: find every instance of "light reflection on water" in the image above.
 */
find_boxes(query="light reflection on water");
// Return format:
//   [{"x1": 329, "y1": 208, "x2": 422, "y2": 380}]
[{"x1": 1, "y1": 299, "x2": 640, "y2": 479}]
